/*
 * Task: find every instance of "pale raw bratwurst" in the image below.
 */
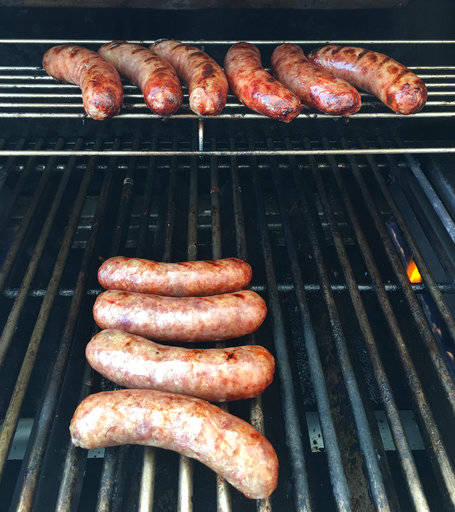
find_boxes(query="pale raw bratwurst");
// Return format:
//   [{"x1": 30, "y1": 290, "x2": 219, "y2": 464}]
[
  {"x1": 98, "y1": 41, "x2": 182, "y2": 116},
  {"x1": 271, "y1": 43, "x2": 361, "y2": 115},
  {"x1": 224, "y1": 42, "x2": 302, "y2": 122},
  {"x1": 86, "y1": 329, "x2": 275, "y2": 401},
  {"x1": 152, "y1": 40, "x2": 228, "y2": 115},
  {"x1": 42, "y1": 45, "x2": 123, "y2": 120},
  {"x1": 98, "y1": 256, "x2": 252, "y2": 296},
  {"x1": 93, "y1": 289, "x2": 267, "y2": 342},
  {"x1": 70, "y1": 389, "x2": 278, "y2": 499},
  {"x1": 308, "y1": 45, "x2": 427, "y2": 115}
]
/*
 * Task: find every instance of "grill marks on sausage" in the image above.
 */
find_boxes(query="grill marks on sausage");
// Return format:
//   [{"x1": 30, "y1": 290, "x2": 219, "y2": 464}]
[
  {"x1": 98, "y1": 256, "x2": 252, "y2": 296},
  {"x1": 70, "y1": 389, "x2": 278, "y2": 499},
  {"x1": 271, "y1": 43, "x2": 361, "y2": 116},
  {"x1": 308, "y1": 45, "x2": 427, "y2": 115},
  {"x1": 86, "y1": 329, "x2": 275, "y2": 401},
  {"x1": 225, "y1": 42, "x2": 301, "y2": 122},
  {"x1": 152, "y1": 40, "x2": 228, "y2": 116},
  {"x1": 98, "y1": 42, "x2": 182, "y2": 116},
  {"x1": 93, "y1": 289, "x2": 267, "y2": 342},
  {"x1": 42, "y1": 45, "x2": 123, "y2": 120}
]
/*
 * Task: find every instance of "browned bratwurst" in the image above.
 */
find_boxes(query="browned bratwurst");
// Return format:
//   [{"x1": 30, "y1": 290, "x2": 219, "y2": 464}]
[
  {"x1": 86, "y1": 329, "x2": 275, "y2": 401},
  {"x1": 98, "y1": 41, "x2": 182, "y2": 116},
  {"x1": 70, "y1": 389, "x2": 278, "y2": 499},
  {"x1": 151, "y1": 40, "x2": 228, "y2": 115},
  {"x1": 93, "y1": 289, "x2": 266, "y2": 342},
  {"x1": 98, "y1": 256, "x2": 252, "y2": 296},
  {"x1": 42, "y1": 45, "x2": 123, "y2": 120},
  {"x1": 224, "y1": 42, "x2": 302, "y2": 122},
  {"x1": 271, "y1": 44, "x2": 361, "y2": 115},
  {"x1": 308, "y1": 45, "x2": 427, "y2": 115}
]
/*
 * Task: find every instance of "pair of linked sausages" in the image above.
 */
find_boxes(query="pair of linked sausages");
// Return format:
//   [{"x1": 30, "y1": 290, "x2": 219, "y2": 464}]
[
  {"x1": 70, "y1": 257, "x2": 278, "y2": 499},
  {"x1": 43, "y1": 40, "x2": 427, "y2": 121}
]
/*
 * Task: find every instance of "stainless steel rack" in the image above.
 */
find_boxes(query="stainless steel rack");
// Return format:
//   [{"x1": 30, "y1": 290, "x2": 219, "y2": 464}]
[{"x1": 0, "y1": 39, "x2": 454, "y2": 122}]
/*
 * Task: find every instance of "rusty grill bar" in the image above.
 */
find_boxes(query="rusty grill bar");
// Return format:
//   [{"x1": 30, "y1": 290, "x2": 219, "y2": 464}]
[{"x1": 0, "y1": 39, "x2": 455, "y2": 512}]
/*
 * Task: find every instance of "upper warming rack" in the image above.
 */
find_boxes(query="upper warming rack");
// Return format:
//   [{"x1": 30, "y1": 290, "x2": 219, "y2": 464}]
[{"x1": 0, "y1": 39, "x2": 454, "y2": 121}]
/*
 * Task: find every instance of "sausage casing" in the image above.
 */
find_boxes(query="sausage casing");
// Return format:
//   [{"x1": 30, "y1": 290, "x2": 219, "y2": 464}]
[
  {"x1": 98, "y1": 256, "x2": 252, "y2": 296},
  {"x1": 43, "y1": 45, "x2": 123, "y2": 120},
  {"x1": 271, "y1": 44, "x2": 361, "y2": 115},
  {"x1": 70, "y1": 389, "x2": 278, "y2": 499},
  {"x1": 98, "y1": 41, "x2": 182, "y2": 116},
  {"x1": 86, "y1": 329, "x2": 275, "y2": 401},
  {"x1": 93, "y1": 289, "x2": 267, "y2": 342},
  {"x1": 308, "y1": 45, "x2": 427, "y2": 115},
  {"x1": 152, "y1": 40, "x2": 228, "y2": 115},
  {"x1": 224, "y1": 42, "x2": 302, "y2": 122}
]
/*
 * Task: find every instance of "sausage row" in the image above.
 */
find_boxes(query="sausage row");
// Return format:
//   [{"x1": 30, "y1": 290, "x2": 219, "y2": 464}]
[
  {"x1": 43, "y1": 41, "x2": 427, "y2": 120},
  {"x1": 71, "y1": 256, "x2": 278, "y2": 499}
]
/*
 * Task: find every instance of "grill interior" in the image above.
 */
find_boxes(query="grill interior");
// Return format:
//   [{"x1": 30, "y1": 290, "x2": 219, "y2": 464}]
[{"x1": 0, "y1": 39, "x2": 455, "y2": 512}]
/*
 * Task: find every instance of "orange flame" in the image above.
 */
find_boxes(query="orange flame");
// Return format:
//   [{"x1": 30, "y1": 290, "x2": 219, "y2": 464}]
[{"x1": 407, "y1": 259, "x2": 422, "y2": 283}]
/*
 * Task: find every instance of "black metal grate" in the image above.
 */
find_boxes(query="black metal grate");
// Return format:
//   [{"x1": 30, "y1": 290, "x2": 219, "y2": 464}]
[
  {"x1": 0, "y1": 126, "x2": 454, "y2": 512},
  {"x1": 0, "y1": 37, "x2": 455, "y2": 511}
]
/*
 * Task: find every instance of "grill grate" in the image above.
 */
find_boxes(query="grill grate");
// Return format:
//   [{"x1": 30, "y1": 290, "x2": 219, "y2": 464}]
[{"x1": 0, "y1": 39, "x2": 455, "y2": 512}]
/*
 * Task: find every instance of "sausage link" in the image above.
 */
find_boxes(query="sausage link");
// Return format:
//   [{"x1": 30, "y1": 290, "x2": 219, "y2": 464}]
[
  {"x1": 271, "y1": 44, "x2": 361, "y2": 115},
  {"x1": 93, "y1": 289, "x2": 267, "y2": 342},
  {"x1": 98, "y1": 41, "x2": 182, "y2": 116},
  {"x1": 224, "y1": 42, "x2": 302, "y2": 122},
  {"x1": 308, "y1": 45, "x2": 427, "y2": 115},
  {"x1": 43, "y1": 45, "x2": 123, "y2": 120},
  {"x1": 70, "y1": 389, "x2": 278, "y2": 499},
  {"x1": 98, "y1": 256, "x2": 252, "y2": 296},
  {"x1": 86, "y1": 329, "x2": 275, "y2": 401},
  {"x1": 152, "y1": 40, "x2": 228, "y2": 115}
]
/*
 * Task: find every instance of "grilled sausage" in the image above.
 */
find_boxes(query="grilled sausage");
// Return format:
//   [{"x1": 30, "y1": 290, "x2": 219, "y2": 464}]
[
  {"x1": 271, "y1": 44, "x2": 361, "y2": 115},
  {"x1": 151, "y1": 40, "x2": 228, "y2": 116},
  {"x1": 308, "y1": 45, "x2": 427, "y2": 115},
  {"x1": 86, "y1": 329, "x2": 275, "y2": 401},
  {"x1": 224, "y1": 42, "x2": 302, "y2": 122},
  {"x1": 93, "y1": 289, "x2": 267, "y2": 342},
  {"x1": 70, "y1": 389, "x2": 278, "y2": 499},
  {"x1": 98, "y1": 41, "x2": 182, "y2": 116},
  {"x1": 98, "y1": 256, "x2": 252, "y2": 296},
  {"x1": 42, "y1": 45, "x2": 123, "y2": 120}
]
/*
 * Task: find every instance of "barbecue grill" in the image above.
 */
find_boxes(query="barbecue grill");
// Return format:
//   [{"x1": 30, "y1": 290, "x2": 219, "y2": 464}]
[{"x1": 1, "y1": 2, "x2": 455, "y2": 511}]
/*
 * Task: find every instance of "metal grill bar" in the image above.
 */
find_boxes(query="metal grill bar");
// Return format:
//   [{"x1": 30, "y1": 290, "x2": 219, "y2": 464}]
[
  {"x1": 335, "y1": 146, "x2": 455, "y2": 508},
  {"x1": 209, "y1": 144, "x2": 233, "y2": 512},
  {"x1": 377, "y1": 137, "x2": 455, "y2": 346},
  {"x1": 272, "y1": 152, "x2": 352, "y2": 511},
  {"x1": 0, "y1": 138, "x2": 83, "y2": 480},
  {"x1": 0, "y1": 138, "x2": 64, "y2": 292},
  {"x1": 0, "y1": 39, "x2": 454, "y2": 44},
  {"x1": 349, "y1": 150, "x2": 455, "y2": 506},
  {"x1": 293, "y1": 140, "x2": 391, "y2": 510},
  {"x1": 0, "y1": 139, "x2": 42, "y2": 236},
  {"x1": 314, "y1": 141, "x2": 430, "y2": 511},
  {"x1": 4, "y1": 148, "x2": 455, "y2": 157},
  {"x1": 2, "y1": 282, "x2": 455, "y2": 297},
  {"x1": 351, "y1": 145, "x2": 455, "y2": 418},
  {"x1": 252, "y1": 154, "x2": 313, "y2": 511},
  {"x1": 54, "y1": 154, "x2": 116, "y2": 512},
  {"x1": 0, "y1": 139, "x2": 81, "y2": 366},
  {"x1": 229, "y1": 137, "x2": 271, "y2": 512},
  {"x1": 96, "y1": 140, "x2": 140, "y2": 512},
  {"x1": 136, "y1": 141, "x2": 158, "y2": 512},
  {"x1": 177, "y1": 155, "x2": 198, "y2": 512},
  {"x1": 9, "y1": 146, "x2": 100, "y2": 512}
]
